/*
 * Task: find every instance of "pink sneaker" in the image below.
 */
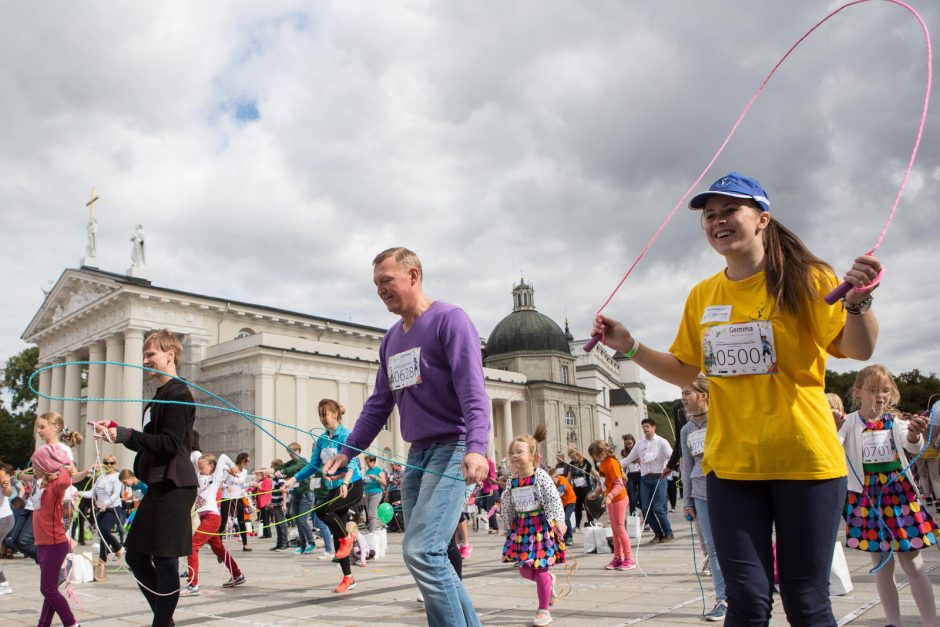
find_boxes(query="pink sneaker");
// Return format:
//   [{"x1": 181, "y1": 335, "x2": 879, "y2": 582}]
[
  {"x1": 604, "y1": 558, "x2": 622, "y2": 570},
  {"x1": 459, "y1": 544, "x2": 473, "y2": 560},
  {"x1": 616, "y1": 558, "x2": 637, "y2": 571}
]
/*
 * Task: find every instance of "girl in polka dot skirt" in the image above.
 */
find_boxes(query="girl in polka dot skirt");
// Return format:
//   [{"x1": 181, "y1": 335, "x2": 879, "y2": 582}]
[
  {"x1": 837, "y1": 364, "x2": 938, "y2": 627},
  {"x1": 501, "y1": 425, "x2": 567, "y2": 627}
]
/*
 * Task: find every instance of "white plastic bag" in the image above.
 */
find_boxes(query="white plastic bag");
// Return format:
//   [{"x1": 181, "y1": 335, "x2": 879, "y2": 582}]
[
  {"x1": 70, "y1": 552, "x2": 95, "y2": 584},
  {"x1": 583, "y1": 525, "x2": 612, "y2": 554},
  {"x1": 830, "y1": 542, "x2": 853, "y2": 595},
  {"x1": 365, "y1": 529, "x2": 387, "y2": 559},
  {"x1": 628, "y1": 513, "x2": 643, "y2": 539}
]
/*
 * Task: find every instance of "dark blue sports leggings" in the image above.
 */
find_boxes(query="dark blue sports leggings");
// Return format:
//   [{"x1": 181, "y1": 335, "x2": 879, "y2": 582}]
[{"x1": 706, "y1": 473, "x2": 847, "y2": 626}]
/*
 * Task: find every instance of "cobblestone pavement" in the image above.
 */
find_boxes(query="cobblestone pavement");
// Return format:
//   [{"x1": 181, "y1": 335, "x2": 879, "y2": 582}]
[{"x1": 2, "y1": 510, "x2": 938, "y2": 625}]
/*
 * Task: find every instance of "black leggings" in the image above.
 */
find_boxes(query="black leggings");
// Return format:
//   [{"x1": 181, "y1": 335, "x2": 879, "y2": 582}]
[
  {"x1": 448, "y1": 531, "x2": 462, "y2": 579},
  {"x1": 573, "y1": 486, "x2": 594, "y2": 527},
  {"x1": 320, "y1": 481, "x2": 365, "y2": 576},
  {"x1": 219, "y1": 497, "x2": 248, "y2": 546},
  {"x1": 707, "y1": 473, "x2": 846, "y2": 626},
  {"x1": 125, "y1": 548, "x2": 180, "y2": 627}
]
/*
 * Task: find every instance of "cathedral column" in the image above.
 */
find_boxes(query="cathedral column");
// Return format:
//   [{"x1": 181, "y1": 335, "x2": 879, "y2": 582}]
[
  {"x1": 119, "y1": 329, "x2": 145, "y2": 469},
  {"x1": 104, "y1": 334, "x2": 124, "y2": 409},
  {"x1": 255, "y1": 373, "x2": 276, "y2": 465},
  {"x1": 84, "y1": 341, "x2": 106, "y2": 467},
  {"x1": 487, "y1": 399, "x2": 496, "y2": 459},
  {"x1": 295, "y1": 375, "x2": 309, "y2": 436},
  {"x1": 49, "y1": 356, "x2": 66, "y2": 416},
  {"x1": 36, "y1": 363, "x2": 52, "y2": 416},
  {"x1": 501, "y1": 400, "x2": 513, "y2": 459},
  {"x1": 62, "y1": 352, "x2": 83, "y2": 449},
  {"x1": 391, "y1": 407, "x2": 406, "y2": 459}
]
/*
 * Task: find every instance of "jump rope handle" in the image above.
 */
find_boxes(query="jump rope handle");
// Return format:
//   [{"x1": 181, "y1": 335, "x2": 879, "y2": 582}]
[
  {"x1": 582, "y1": 322, "x2": 606, "y2": 353},
  {"x1": 823, "y1": 282, "x2": 852, "y2": 305},
  {"x1": 823, "y1": 264, "x2": 884, "y2": 305}
]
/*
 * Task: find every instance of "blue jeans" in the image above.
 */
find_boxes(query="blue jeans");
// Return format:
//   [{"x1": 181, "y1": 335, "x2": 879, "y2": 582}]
[
  {"x1": 563, "y1": 504, "x2": 575, "y2": 542},
  {"x1": 693, "y1": 497, "x2": 725, "y2": 603},
  {"x1": 293, "y1": 492, "x2": 315, "y2": 548},
  {"x1": 706, "y1": 474, "x2": 846, "y2": 626},
  {"x1": 401, "y1": 442, "x2": 481, "y2": 627},
  {"x1": 310, "y1": 502, "x2": 333, "y2": 553},
  {"x1": 640, "y1": 474, "x2": 673, "y2": 537}
]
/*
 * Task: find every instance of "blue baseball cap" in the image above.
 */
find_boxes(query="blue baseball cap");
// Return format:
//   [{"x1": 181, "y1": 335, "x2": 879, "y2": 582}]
[{"x1": 688, "y1": 172, "x2": 770, "y2": 212}]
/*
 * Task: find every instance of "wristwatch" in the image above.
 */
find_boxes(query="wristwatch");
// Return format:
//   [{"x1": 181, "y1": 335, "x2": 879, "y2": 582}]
[{"x1": 843, "y1": 294, "x2": 873, "y2": 315}]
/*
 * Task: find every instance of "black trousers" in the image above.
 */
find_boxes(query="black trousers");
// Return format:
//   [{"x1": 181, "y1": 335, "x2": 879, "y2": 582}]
[
  {"x1": 706, "y1": 473, "x2": 846, "y2": 627},
  {"x1": 218, "y1": 497, "x2": 248, "y2": 546}
]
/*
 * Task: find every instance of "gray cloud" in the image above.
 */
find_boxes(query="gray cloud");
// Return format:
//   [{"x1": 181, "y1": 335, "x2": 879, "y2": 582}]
[{"x1": 2, "y1": 0, "x2": 938, "y2": 401}]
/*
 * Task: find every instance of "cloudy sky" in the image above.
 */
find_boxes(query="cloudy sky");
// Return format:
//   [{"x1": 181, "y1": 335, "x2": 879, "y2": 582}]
[{"x1": 1, "y1": 0, "x2": 938, "y2": 402}]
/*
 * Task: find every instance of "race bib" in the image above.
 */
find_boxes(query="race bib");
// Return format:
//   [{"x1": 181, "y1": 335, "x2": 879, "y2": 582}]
[
  {"x1": 703, "y1": 320, "x2": 778, "y2": 376},
  {"x1": 572, "y1": 476, "x2": 587, "y2": 488},
  {"x1": 862, "y1": 431, "x2": 897, "y2": 464},
  {"x1": 388, "y1": 348, "x2": 422, "y2": 391},
  {"x1": 142, "y1": 407, "x2": 152, "y2": 429},
  {"x1": 320, "y1": 447, "x2": 338, "y2": 465},
  {"x1": 687, "y1": 429, "x2": 706, "y2": 457},
  {"x1": 511, "y1": 485, "x2": 539, "y2": 511}
]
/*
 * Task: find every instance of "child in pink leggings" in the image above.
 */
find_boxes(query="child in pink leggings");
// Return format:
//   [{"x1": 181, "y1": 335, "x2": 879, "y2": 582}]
[
  {"x1": 588, "y1": 440, "x2": 635, "y2": 571},
  {"x1": 501, "y1": 426, "x2": 567, "y2": 627},
  {"x1": 31, "y1": 444, "x2": 80, "y2": 627}
]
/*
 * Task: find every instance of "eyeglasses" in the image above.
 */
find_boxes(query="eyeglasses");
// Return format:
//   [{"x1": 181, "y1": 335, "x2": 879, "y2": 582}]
[{"x1": 104, "y1": 461, "x2": 116, "y2": 466}]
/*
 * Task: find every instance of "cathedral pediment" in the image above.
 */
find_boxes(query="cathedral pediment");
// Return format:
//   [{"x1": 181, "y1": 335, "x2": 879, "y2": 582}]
[{"x1": 22, "y1": 269, "x2": 122, "y2": 340}]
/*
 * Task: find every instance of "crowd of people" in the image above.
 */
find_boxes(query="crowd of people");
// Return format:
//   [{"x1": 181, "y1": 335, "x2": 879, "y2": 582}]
[{"x1": 2, "y1": 197, "x2": 939, "y2": 627}]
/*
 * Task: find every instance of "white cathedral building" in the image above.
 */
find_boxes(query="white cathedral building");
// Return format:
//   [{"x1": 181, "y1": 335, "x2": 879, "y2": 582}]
[{"x1": 23, "y1": 230, "x2": 647, "y2": 470}]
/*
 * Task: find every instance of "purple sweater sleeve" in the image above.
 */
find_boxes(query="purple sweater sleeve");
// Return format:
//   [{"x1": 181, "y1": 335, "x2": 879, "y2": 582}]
[
  {"x1": 340, "y1": 337, "x2": 395, "y2": 459},
  {"x1": 441, "y1": 309, "x2": 490, "y2": 456}
]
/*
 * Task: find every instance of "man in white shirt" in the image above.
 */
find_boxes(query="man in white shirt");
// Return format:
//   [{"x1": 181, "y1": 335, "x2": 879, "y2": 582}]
[{"x1": 621, "y1": 418, "x2": 674, "y2": 542}]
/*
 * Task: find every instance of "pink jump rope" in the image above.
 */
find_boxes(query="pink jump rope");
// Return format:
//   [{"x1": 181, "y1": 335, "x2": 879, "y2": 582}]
[{"x1": 584, "y1": 0, "x2": 931, "y2": 353}]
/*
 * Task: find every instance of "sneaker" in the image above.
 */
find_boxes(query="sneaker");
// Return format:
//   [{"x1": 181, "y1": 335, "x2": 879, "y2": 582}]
[
  {"x1": 549, "y1": 572, "x2": 558, "y2": 605},
  {"x1": 417, "y1": 592, "x2": 424, "y2": 603},
  {"x1": 459, "y1": 544, "x2": 473, "y2": 560},
  {"x1": 180, "y1": 571, "x2": 189, "y2": 578},
  {"x1": 604, "y1": 558, "x2": 622, "y2": 570},
  {"x1": 532, "y1": 609, "x2": 553, "y2": 626},
  {"x1": 293, "y1": 547, "x2": 306, "y2": 555},
  {"x1": 179, "y1": 584, "x2": 200, "y2": 596},
  {"x1": 302, "y1": 545, "x2": 316, "y2": 555},
  {"x1": 647, "y1": 536, "x2": 662, "y2": 545},
  {"x1": 700, "y1": 557, "x2": 711, "y2": 576},
  {"x1": 242, "y1": 546, "x2": 252, "y2": 552},
  {"x1": 616, "y1": 558, "x2": 637, "y2": 571},
  {"x1": 0, "y1": 582, "x2": 12, "y2": 595},
  {"x1": 705, "y1": 602, "x2": 728, "y2": 622},
  {"x1": 333, "y1": 575, "x2": 356, "y2": 593},
  {"x1": 318, "y1": 552, "x2": 335, "y2": 561},
  {"x1": 335, "y1": 536, "x2": 355, "y2": 560},
  {"x1": 659, "y1": 535, "x2": 676, "y2": 543},
  {"x1": 222, "y1": 574, "x2": 246, "y2": 588}
]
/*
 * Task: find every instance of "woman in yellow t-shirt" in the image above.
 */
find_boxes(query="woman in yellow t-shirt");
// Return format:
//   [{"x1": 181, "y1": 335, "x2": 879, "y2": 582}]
[{"x1": 590, "y1": 172, "x2": 882, "y2": 625}]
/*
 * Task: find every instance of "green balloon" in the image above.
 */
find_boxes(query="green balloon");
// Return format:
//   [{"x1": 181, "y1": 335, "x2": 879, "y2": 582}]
[{"x1": 377, "y1": 502, "x2": 394, "y2": 525}]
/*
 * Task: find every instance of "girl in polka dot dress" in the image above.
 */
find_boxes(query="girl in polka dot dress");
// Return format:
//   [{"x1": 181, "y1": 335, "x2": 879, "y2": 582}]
[
  {"x1": 501, "y1": 425, "x2": 567, "y2": 627},
  {"x1": 837, "y1": 364, "x2": 938, "y2": 627}
]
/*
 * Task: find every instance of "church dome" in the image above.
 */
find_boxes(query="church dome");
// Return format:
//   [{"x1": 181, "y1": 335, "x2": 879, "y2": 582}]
[{"x1": 486, "y1": 279, "x2": 571, "y2": 357}]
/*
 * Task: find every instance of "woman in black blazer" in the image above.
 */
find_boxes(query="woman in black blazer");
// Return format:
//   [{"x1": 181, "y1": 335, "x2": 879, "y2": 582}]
[{"x1": 96, "y1": 329, "x2": 197, "y2": 627}]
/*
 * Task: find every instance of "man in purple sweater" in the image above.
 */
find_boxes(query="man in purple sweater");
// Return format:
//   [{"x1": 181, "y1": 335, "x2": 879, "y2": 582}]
[{"x1": 323, "y1": 247, "x2": 489, "y2": 627}]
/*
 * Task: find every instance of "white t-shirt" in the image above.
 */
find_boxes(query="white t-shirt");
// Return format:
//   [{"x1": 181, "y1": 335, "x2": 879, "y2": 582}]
[{"x1": 196, "y1": 454, "x2": 235, "y2": 515}]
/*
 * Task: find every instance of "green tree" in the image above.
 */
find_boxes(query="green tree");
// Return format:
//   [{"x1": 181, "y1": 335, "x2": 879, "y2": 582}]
[
  {"x1": 825, "y1": 369, "x2": 857, "y2": 411},
  {"x1": 1, "y1": 346, "x2": 39, "y2": 468},
  {"x1": 895, "y1": 369, "x2": 940, "y2": 414}
]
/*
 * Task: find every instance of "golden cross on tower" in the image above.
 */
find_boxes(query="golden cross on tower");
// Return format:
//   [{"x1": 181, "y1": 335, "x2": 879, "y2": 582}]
[{"x1": 86, "y1": 187, "x2": 99, "y2": 222}]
